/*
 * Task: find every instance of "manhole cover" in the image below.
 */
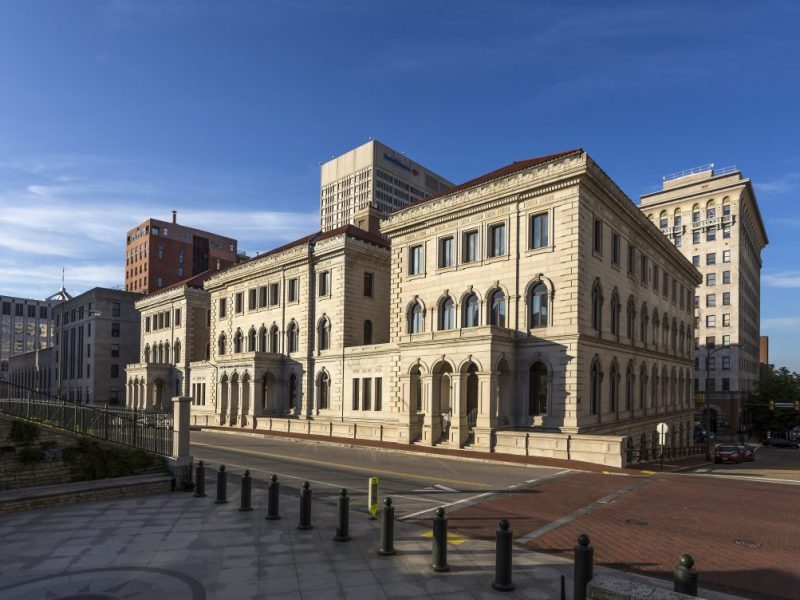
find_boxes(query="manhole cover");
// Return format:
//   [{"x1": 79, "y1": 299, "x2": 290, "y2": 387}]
[
  {"x1": 734, "y1": 539, "x2": 760, "y2": 549},
  {"x1": 625, "y1": 518, "x2": 648, "y2": 526}
]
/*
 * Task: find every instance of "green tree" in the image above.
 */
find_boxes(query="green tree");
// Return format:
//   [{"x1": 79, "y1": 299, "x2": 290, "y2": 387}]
[{"x1": 747, "y1": 367, "x2": 800, "y2": 436}]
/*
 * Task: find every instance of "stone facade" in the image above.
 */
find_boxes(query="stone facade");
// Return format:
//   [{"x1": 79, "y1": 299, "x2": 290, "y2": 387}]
[
  {"x1": 639, "y1": 166, "x2": 768, "y2": 435},
  {"x1": 126, "y1": 149, "x2": 702, "y2": 467}
]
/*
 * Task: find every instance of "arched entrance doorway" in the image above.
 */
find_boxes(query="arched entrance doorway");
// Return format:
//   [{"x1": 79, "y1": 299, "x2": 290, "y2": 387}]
[
  {"x1": 529, "y1": 362, "x2": 548, "y2": 419},
  {"x1": 262, "y1": 372, "x2": 276, "y2": 414},
  {"x1": 229, "y1": 373, "x2": 240, "y2": 426},
  {"x1": 462, "y1": 362, "x2": 478, "y2": 426},
  {"x1": 410, "y1": 365, "x2": 422, "y2": 413},
  {"x1": 240, "y1": 373, "x2": 251, "y2": 427}
]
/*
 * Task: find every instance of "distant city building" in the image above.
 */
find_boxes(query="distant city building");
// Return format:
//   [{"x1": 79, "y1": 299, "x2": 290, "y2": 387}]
[
  {"x1": 319, "y1": 139, "x2": 453, "y2": 232},
  {"x1": 54, "y1": 287, "x2": 141, "y2": 405},
  {"x1": 759, "y1": 335, "x2": 772, "y2": 375},
  {"x1": 640, "y1": 165, "x2": 768, "y2": 435},
  {"x1": 0, "y1": 288, "x2": 69, "y2": 375},
  {"x1": 125, "y1": 211, "x2": 238, "y2": 294},
  {"x1": 7, "y1": 347, "x2": 55, "y2": 396}
]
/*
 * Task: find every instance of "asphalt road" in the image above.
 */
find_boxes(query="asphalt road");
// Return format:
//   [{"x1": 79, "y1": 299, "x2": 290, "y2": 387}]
[
  {"x1": 189, "y1": 429, "x2": 570, "y2": 521},
  {"x1": 682, "y1": 444, "x2": 800, "y2": 483}
]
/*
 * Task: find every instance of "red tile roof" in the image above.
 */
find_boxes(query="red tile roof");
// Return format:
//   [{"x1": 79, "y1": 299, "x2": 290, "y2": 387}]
[{"x1": 393, "y1": 148, "x2": 584, "y2": 214}]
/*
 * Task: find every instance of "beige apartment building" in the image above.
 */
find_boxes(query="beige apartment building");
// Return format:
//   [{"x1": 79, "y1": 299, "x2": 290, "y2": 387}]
[
  {"x1": 640, "y1": 166, "x2": 768, "y2": 436},
  {"x1": 126, "y1": 148, "x2": 702, "y2": 467},
  {"x1": 320, "y1": 139, "x2": 453, "y2": 232}
]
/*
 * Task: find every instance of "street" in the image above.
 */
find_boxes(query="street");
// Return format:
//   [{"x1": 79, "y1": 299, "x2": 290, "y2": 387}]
[
  {"x1": 190, "y1": 429, "x2": 569, "y2": 521},
  {"x1": 683, "y1": 445, "x2": 800, "y2": 483}
]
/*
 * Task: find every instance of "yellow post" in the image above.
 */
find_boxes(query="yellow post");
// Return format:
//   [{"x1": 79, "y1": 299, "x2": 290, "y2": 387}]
[{"x1": 368, "y1": 476, "x2": 379, "y2": 519}]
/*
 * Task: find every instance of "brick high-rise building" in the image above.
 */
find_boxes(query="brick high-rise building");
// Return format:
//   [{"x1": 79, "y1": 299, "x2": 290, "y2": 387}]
[{"x1": 125, "y1": 211, "x2": 238, "y2": 294}]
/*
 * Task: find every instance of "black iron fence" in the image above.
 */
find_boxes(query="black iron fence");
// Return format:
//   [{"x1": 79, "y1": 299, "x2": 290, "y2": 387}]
[
  {"x1": 626, "y1": 444, "x2": 705, "y2": 465},
  {"x1": 0, "y1": 381, "x2": 173, "y2": 456}
]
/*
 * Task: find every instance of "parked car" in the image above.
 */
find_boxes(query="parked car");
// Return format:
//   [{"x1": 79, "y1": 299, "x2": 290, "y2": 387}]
[
  {"x1": 765, "y1": 437, "x2": 800, "y2": 449},
  {"x1": 737, "y1": 445, "x2": 755, "y2": 462},
  {"x1": 714, "y1": 445, "x2": 742, "y2": 464}
]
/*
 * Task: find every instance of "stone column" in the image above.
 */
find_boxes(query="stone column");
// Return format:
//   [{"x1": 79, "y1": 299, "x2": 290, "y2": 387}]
[
  {"x1": 472, "y1": 372, "x2": 497, "y2": 451},
  {"x1": 248, "y1": 377, "x2": 257, "y2": 428},
  {"x1": 450, "y1": 375, "x2": 465, "y2": 447},
  {"x1": 168, "y1": 395, "x2": 193, "y2": 490},
  {"x1": 421, "y1": 374, "x2": 439, "y2": 445}
]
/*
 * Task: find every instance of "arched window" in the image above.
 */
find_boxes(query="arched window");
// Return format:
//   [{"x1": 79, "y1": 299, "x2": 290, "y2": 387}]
[
  {"x1": 610, "y1": 289, "x2": 620, "y2": 338},
  {"x1": 363, "y1": 320, "x2": 373, "y2": 344},
  {"x1": 625, "y1": 362, "x2": 634, "y2": 411},
  {"x1": 706, "y1": 199, "x2": 716, "y2": 220},
  {"x1": 144, "y1": 344, "x2": 150, "y2": 363},
  {"x1": 639, "y1": 363, "x2": 647, "y2": 409},
  {"x1": 590, "y1": 358, "x2": 602, "y2": 416},
  {"x1": 679, "y1": 323, "x2": 685, "y2": 356},
  {"x1": 248, "y1": 327, "x2": 257, "y2": 352},
  {"x1": 164, "y1": 342, "x2": 170, "y2": 363},
  {"x1": 651, "y1": 365, "x2": 659, "y2": 407},
  {"x1": 439, "y1": 297, "x2": 455, "y2": 330},
  {"x1": 530, "y1": 282, "x2": 549, "y2": 328},
  {"x1": 218, "y1": 333, "x2": 227, "y2": 356},
  {"x1": 318, "y1": 317, "x2": 331, "y2": 351},
  {"x1": 671, "y1": 319, "x2": 678, "y2": 353},
  {"x1": 287, "y1": 322, "x2": 298, "y2": 353},
  {"x1": 259, "y1": 326, "x2": 267, "y2": 352},
  {"x1": 410, "y1": 365, "x2": 422, "y2": 412},
  {"x1": 661, "y1": 366, "x2": 668, "y2": 404},
  {"x1": 640, "y1": 303, "x2": 649, "y2": 344},
  {"x1": 463, "y1": 293, "x2": 480, "y2": 328},
  {"x1": 270, "y1": 325, "x2": 279, "y2": 353},
  {"x1": 591, "y1": 281, "x2": 603, "y2": 335},
  {"x1": 233, "y1": 329, "x2": 243, "y2": 353},
  {"x1": 174, "y1": 340, "x2": 181, "y2": 364},
  {"x1": 289, "y1": 373, "x2": 297, "y2": 410},
  {"x1": 489, "y1": 289, "x2": 506, "y2": 327},
  {"x1": 673, "y1": 208, "x2": 682, "y2": 226},
  {"x1": 157, "y1": 343, "x2": 164, "y2": 362},
  {"x1": 659, "y1": 210, "x2": 668, "y2": 229},
  {"x1": 626, "y1": 297, "x2": 636, "y2": 341},
  {"x1": 692, "y1": 203, "x2": 700, "y2": 223},
  {"x1": 652, "y1": 310, "x2": 659, "y2": 349},
  {"x1": 662, "y1": 314, "x2": 669, "y2": 348},
  {"x1": 409, "y1": 302, "x2": 424, "y2": 334},
  {"x1": 318, "y1": 371, "x2": 329, "y2": 410},
  {"x1": 609, "y1": 360, "x2": 619, "y2": 413},
  {"x1": 529, "y1": 362, "x2": 548, "y2": 416}
]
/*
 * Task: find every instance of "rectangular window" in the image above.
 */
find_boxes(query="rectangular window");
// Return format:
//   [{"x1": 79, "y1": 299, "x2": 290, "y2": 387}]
[
  {"x1": 248, "y1": 289, "x2": 257, "y2": 310},
  {"x1": 722, "y1": 271, "x2": 731, "y2": 284},
  {"x1": 110, "y1": 364, "x2": 119, "y2": 378},
  {"x1": 654, "y1": 265, "x2": 660, "y2": 291},
  {"x1": 723, "y1": 225, "x2": 731, "y2": 239},
  {"x1": 352, "y1": 378, "x2": 360, "y2": 410},
  {"x1": 707, "y1": 228, "x2": 716, "y2": 242},
  {"x1": 111, "y1": 344, "x2": 119, "y2": 358},
  {"x1": 628, "y1": 245, "x2": 635, "y2": 274},
  {"x1": 463, "y1": 230, "x2": 479, "y2": 263},
  {"x1": 409, "y1": 245, "x2": 424, "y2": 274},
  {"x1": 593, "y1": 219, "x2": 603, "y2": 254},
  {"x1": 174, "y1": 308, "x2": 181, "y2": 326},
  {"x1": 363, "y1": 272, "x2": 374, "y2": 297},
  {"x1": 15, "y1": 303, "x2": 23, "y2": 317},
  {"x1": 722, "y1": 335, "x2": 731, "y2": 347},
  {"x1": 706, "y1": 336, "x2": 716, "y2": 349},
  {"x1": 706, "y1": 315, "x2": 716, "y2": 327},
  {"x1": 694, "y1": 295, "x2": 699, "y2": 308},
  {"x1": 693, "y1": 231, "x2": 700, "y2": 244},
  {"x1": 111, "y1": 322, "x2": 120, "y2": 337},
  {"x1": 707, "y1": 357, "x2": 716, "y2": 371},
  {"x1": 288, "y1": 278, "x2": 299, "y2": 302},
  {"x1": 722, "y1": 378, "x2": 730, "y2": 391},
  {"x1": 706, "y1": 378, "x2": 716, "y2": 392},
  {"x1": 692, "y1": 255, "x2": 700, "y2": 267},
  {"x1": 707, "y1": 207, "x2": 716, "y2": 220},
  {"x1": 612, "y1": 233, "x2": 620, "y2": 266},
  {"x1": 165, "y1": 310, "x2": 170, "y2": 328},
  {"x1": 706, "y1": 294, "x2": 716, "y2": 307},
  {"x1": 675, "y1": 235, "x2": 682, "y2": 247},
  {"x1": 235, "y1": 292, "x2": 243, "y2": 314},
  {"x1": 375, "y1": 377, "x2": 382, "y2": 411},
  {"x1": 270, "y1": 283, "x2": 280, "y2": 306},
  {"x1": 706, "y1": 273, "x2": 716, "y2": 286},
  {"x1": 219, "y1": 298, "x2": 227, "y2": 318},
  {"x1": 362, "y1": 378, "x2": 372, "y2": 411},
  {"x1": 706, "y1": 253, "x2": 716, "y2": 265},
  {"x1": 2, "y1": 302, "x2": 10, "y2": 315},
  {"x1": 530, "y1": 213, "x2": 549, "y2": 249},
  {"x1": 489, "y1": 223, "x2": 506, "y2": 257},
  {"x1": 722, "y1": 356, "x2": 731, "y2": 370},
  {"x1": 723, "y1": 250, "x2": 731, "y2": 263},
  {"x1": 259, "y1": 286, "x2": 268, "y2": 308},
  {"x1": 319, "y1": 271, "x2": 330, "y2": 296},
  {"x1": 722, "y1": 313, "x2": 730, "y2": 327},
  {"x1": 438, "y1": 236, "x2": 454, "y2": 268},
  {"x1": 641, "y1": 255, "x2": 648, "y2": 284},
  {"x1": 722, "y1": 292, "x2": 730, "y2": 305},
  {"x1": 145, "y1": 316, "x2": 151, "y2": 332}
]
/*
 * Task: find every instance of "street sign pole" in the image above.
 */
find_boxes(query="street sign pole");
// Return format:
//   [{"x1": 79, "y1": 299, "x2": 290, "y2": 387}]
[{"x1": 656, "y1": 423, "x2": 669, "y2": 471}]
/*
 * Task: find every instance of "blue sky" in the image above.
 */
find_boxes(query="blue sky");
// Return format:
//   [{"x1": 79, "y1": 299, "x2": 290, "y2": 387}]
[{"x1": 1, "y1": 1, "x2": 799, "y2": 369}]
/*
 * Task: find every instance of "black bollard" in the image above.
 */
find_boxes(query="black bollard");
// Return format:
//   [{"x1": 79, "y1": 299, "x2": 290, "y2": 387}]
[
  {"x1": 560, "y1": 574, "x2": 566, "y2": 600},
  {"x1": 193, "y1": 460, "x2": 206, "y2": 498},
  {"x1": 333, "y1": 488, "x2": 351, "y2": 542},
  {"x1": 377, "y1": 497, "x2": 396, "y2": 556},
  {"x1": 430, "y1": 507, "x2": 449, "y2": 572},
  {"x1": 491, "y1": 519, "x2": 515, "y2": 592},
  {"x1": 573, "y1": 534, "x2": 594, "y2": 600},
  {"x1": 214, "y1": 465, "x2": 228, "y2": 504},
  {"x1": 673, "y1": 554, "x2": 698, "y2": 596},
  {"x1": 297, "y1": 481, "x2": 314, "y2": 530},
  {"x1": 239, "y1": 470, "x2": 253, "y2": 512},
  {"x1": 265, "y1": 474, "x2": 281, "y2": 520}
]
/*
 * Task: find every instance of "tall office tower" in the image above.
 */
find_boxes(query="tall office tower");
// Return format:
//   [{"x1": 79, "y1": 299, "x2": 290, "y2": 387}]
[
  {"x1": 0, "y1": 289, "x2": 69, "y2": 375},
  {"x1": 319, "y1": 139, "x2": 453, "y2": 232},
  {"x1": 125, "y1": 211, "x2": 238, "y2": 294},
  {"x1": 639, "y1": 165, "x2": 768, "y2": 435}
]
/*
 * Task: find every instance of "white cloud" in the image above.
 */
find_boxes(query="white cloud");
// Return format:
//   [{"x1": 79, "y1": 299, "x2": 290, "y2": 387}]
[
  {"x1": 763, "y1": 272, "x2": 800, "y2": 288},
  {"x1": 757, "y1": 172, "x2": 800, "y2": 195},
  {"x1": 762, "y1": 317, "x2": 800, "y2": 331}
]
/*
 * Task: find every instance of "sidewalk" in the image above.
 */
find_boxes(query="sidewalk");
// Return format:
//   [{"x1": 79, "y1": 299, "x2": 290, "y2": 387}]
[{"x1": 0, "y1": 476, "x2": 742, "y2": 600}]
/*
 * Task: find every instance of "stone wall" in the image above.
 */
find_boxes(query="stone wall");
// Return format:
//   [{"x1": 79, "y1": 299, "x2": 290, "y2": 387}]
[{"x1": 588, "y1": 574, "x2": 705, "y2": 600}]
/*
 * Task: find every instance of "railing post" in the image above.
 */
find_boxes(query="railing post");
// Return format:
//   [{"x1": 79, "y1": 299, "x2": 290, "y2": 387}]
[
  {"x1": 574, "y1": 534, "x2": 594, "y2": 600},
  {"x1": 215, "y1": 465, "x2": 228, "y2": 504},
  {"x1": 673, "y1": 554, "x2": 698, "y2": 596},
  {"x1": 491, "y1": 519, "x2": 514, "y2": 592},
  {"x1": 132, "y1": 413, "x2": 138, "y2": 447},
  {"x1": 194, "y1": 461, "x2": 207, "y2": 498},
  {"x1": 266, "y1": 474, "x2": 280, "y2": 520},
  {"x1": 239, "y1": 470, "x2": 253, "y2": 512},
  {"x1": 430, "y1": 507, "x2": 449, "y2": 572},
  {"x1": 377, "y1": 497, "x2": 396, "y2": 556},
  {"x1": 297, "y1": 481, "x2": 313, "y2": 530},
  {"x1": 333, "y1": 488, "x2": 350, "y2": 542}
]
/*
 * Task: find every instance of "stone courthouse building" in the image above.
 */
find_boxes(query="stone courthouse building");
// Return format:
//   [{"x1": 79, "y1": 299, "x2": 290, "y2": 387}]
[{"x1": 127, "y1": 148, "x2": 702, "y2": 466}]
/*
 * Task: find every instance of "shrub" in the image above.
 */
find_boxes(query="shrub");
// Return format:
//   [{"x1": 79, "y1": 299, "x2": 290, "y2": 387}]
[
  {"x1": 10, "y1": 421, "x2": 39, "y2": 446},
  {"x1": 63, "y1": 438, "x2": 164, "y2": 481},
  {"x1": 18, "y1": 447, "x2": 45, "y2": 463}
]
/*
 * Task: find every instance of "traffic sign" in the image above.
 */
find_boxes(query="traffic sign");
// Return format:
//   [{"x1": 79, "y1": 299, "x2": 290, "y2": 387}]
[{"x1": 657, "y1": 422, "x2": 669, "y2": 446}]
